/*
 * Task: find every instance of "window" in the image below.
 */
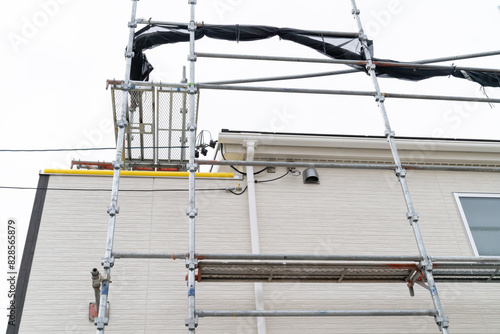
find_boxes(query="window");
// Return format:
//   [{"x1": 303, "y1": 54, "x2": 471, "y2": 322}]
[{"x1": 455, "y1": 193, "x2": 500, "y2": 256}]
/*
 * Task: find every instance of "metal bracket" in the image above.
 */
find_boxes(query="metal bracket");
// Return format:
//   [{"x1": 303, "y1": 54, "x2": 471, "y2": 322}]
[
  {"x1": 188, "y1": 123, "x2": 197, "y2": 132},
  {"x1": 185, "y1": 257, "x2": 198, "y2": 269},
  {"x1": 351, "y1": 9, "x2": 360, "y2": 15},
  {"x1": 185, "y1": 316, "x2": 199, "y2": 330},
  {"x1": 124, "y1": 50, "x2": 135, "y2": 59},
  {"x1": 94, "y1": 317, "x2": 109, "y2": 330},
  {"x1": 117, "y1": 119, "x2": 128, "y2": 128},
  {"x1": 375, "y1": 94, "x2": 385, "y2": 103},
  {"x1": 406, "y1": 212, "x2": 419, "y2": 226},
  {"x1": 406, "y1": 269, "x2": 427, "y2": 297},
  {"x1": 419, "y1": 259, "x2": 433, "y2": 272},
  {"x1": 395, "y1": 168, "x2": 406, "y2": 178},
  {"x1": 366, "y1": 63, "x2": 376, "y2": 71},
  {"x1": 187, "y1": 54, "x2": 198, "y2": 62},
  {"x1": 107, "y1": 204, "x2": 120, "y2": 216},
  {"x1": 101, "y1": 257, "x2": 115, "y2": 269},
  {"x1": 188, "y1": 0, "x2": 197, "y2": 5},
  {"x1": 435, "y1": 315, "x2": 450, "y2": 329},
  {"x1": 186, "y1": 208, "x2": 198, "y2": 218},
  {"x1": 187, "y1": 163, "x2": 198, "y2": 172},
  {"x1": 112, "y1": 160, "x2": 124, "y2": 170},
  {"x1": 188, "y1": 20, "x2": 196, "y2": 32},
  {"x1": 187, "y1": 83, "x2": 197, "y2": 94},
  {"x1": 384, "y1": 130, "x2": 395, "y2": 138}
]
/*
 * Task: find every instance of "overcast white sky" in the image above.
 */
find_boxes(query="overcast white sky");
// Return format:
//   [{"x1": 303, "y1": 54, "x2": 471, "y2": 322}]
[{"x1": 1, "y1": 0, "x2": 500, "y2": 330}]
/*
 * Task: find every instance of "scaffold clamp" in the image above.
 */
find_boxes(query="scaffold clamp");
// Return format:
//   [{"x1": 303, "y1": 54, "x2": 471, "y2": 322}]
[
  {"x1": 187, "y1": 163, "x2": 198, "y2": 172},
  {"x1": 112, "y1": 160, "x2": 124, "y2": 170},
  {"x1": 186, "y1": 208, "x2": 198, "y2": 218},
  {"x1": 117, "y1": 119, "x2": 128, "y2": 128},
  {"x1": 185, "y1": 316, "x2": 199, "y2": 330},
  {"x1": 107, "y1": 205, "x2": 120, "y2": 216},
  {"x1": 384, "y1": 130, "x2": 395, "y2": 138},
  {"x1": 185, "y1": 257, "x2": 198, "y2": 269},
  {"x1": 419, "y1": 259, "x2": 433, "y2": 272},
  {"x1": 375, "y1": 94, "x2": 385, "y2": 103},
  {"x1": 187, "y1": 83, "x2": 197, "y2": 94},
  {"x1": 124, "y1": 50, "x2": 135, "y2": 59},
  {"x1": 395, "y1": 168, "x2": 406, "y2": 178},
  {"x1": 435, "y1": 315, "x2": 450, "y2": 329},
  {"x1": 94, "y1": 317, "x2": 109, "y2": 330},
  {"x1": 101, "y1": 257, "x2": 115, "y2": 269},
  {"x1": 406, "y1": 212, "x2": 419, "y2": 221}
]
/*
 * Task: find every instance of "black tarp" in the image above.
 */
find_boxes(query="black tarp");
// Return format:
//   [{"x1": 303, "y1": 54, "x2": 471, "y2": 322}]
[{"x1": 131, "y1": 24, "x2": 500, "y2": 87}]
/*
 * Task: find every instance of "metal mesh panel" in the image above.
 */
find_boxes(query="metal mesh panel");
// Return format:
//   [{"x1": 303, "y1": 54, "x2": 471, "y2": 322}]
[
  {"x1": 111, "y1": 87, "x2": 155, "y2": 163},
  {"x1": 157, "y1": 89, "x2": 199, "y2": 163},
  {"x1": 111, "y1": 85, "x2": 198, "y2": 167}
]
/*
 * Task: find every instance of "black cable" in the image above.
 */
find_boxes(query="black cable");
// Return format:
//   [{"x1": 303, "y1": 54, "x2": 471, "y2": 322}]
[
  {"x1": 255, "y1": 170, "x2": 290, "y2": 183},
  {"x1": 0, "y1": 146, "x2": 188, "y2": 153},
  {"x1": 0, "y1": 186, "x2": 231, "y2": 192},
  {"x1": 219, "y1": 143, "x2": 268, "y2": 176},
  {"x1": 228, "y1": 185, "x2": 248, "y2": 195}
]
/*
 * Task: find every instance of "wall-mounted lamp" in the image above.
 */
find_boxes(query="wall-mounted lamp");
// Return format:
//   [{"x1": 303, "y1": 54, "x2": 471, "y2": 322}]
[{"x1": 303, "y1": 167, "x2": 319, "y2": 184}]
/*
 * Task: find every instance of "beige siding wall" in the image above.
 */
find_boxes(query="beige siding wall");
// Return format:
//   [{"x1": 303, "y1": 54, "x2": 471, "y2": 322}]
[{"x1": 19, "y1": 169, "x2": 500, "y2": 333}]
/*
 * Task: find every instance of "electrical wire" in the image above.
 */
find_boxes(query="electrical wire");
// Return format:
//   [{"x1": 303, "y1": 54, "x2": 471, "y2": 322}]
[
  {"x1": 0, "y1": 186, "x2": 234, "y2": 192},
  {"x1": 0, "y1": 146, "x2": 188, "y2": 153},
  {"x1": 255, "y1": 170, "x2": 290, "y2": 183},
  {"x1": 228, "y1": 185, "x2": 248, "y2": 195},
  {"x1": 219, "y1": 143, "x2": 268, "y2": 176}
]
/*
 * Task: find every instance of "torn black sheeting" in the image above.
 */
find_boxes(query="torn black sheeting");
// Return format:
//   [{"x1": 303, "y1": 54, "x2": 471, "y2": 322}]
[{"x1": 130, "y1": 24, "x2": 499, "y2": 88}]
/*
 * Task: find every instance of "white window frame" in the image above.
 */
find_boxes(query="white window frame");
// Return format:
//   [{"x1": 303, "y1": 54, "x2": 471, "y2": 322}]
[{"x1": 454, "y1": 192, "x2": 500, "y2": 257}]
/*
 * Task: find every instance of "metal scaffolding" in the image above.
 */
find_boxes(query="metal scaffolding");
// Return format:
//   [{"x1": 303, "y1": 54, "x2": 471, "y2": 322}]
[{"x1": 97, "y1": 1, "x2": 500, "y2": 333}]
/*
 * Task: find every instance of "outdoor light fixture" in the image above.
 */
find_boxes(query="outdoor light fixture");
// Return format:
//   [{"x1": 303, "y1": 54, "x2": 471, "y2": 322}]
[{"x1": 303, "y1": 167, "x2": 319, "y2": 184}]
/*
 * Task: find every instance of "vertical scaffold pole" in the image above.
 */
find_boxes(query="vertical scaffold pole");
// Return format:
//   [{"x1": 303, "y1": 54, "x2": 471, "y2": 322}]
[
  {"x1": 186, "y1": 0, "x2": 198, "y2": 333},
  {"x1": 350, "y1": 1, "x2": 450, "y2": 333},
  {"x1": 95, "y1": 1, "x2": 138, "y2": 333}
]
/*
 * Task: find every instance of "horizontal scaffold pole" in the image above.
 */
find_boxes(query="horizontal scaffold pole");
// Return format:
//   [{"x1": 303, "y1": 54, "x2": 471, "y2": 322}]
[
  {"x1": 196, "y1": 160, "x2": 500, "y2": 173},
  {"x1": 202, "y1": 69, "x2": 358, "y2": 85},
  {"x1": 113, "y1": 252, "x2": 500, "y2": 263},
  {"x1": 113, "y1": 252, "x2": 421, "y2": 262},
  {"x1": 117, "y1": 81, "x2": 500, "y2": 104},
  {"x1": 196, "y1": 310, "x2": 439, "y2": 317},
  {"x1": 201, "y1": 50, "x2": 500, "y2": 85},
  {"x1": 196, "y1": 84, "x2": 500, "y2": 104},
  {"x1": 135, "y1": 19, "x2": 360, "y2": 38},
  {"x1": 196, "y1": 52, "x2": 500, "y2": 74}
]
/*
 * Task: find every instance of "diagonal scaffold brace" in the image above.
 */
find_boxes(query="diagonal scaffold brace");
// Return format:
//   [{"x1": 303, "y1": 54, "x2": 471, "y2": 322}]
[
  {"x1": 350, "y1": 1, "x2": 450, "y2": 333},
  {"x1": 95, "y1": 1, "x2": 139, "y2": 333}
]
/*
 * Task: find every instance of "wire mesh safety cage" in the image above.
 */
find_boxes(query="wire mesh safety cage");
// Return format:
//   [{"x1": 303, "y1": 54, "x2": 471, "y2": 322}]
[{"x1": 111, "y1": 86, "x2": 199, "y2": 166}]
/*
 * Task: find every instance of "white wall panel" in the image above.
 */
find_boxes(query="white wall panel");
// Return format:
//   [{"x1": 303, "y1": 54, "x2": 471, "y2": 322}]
[{"x1": 18, "y1": 168, "x2": 500, "y2": 333}]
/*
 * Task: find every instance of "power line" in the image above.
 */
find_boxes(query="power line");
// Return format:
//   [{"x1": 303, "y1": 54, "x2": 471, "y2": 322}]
[
  {"x1": 0, "y1": 186, "x2": 232, "y2": 192},
  {"x1": 0, "y1": 146, "x2": 188, "y2": 153}
]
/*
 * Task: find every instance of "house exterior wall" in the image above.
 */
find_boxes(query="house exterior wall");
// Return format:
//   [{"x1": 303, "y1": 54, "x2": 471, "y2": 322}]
[{"x1": 14, "y1": 135, "x2": 500, "y2": 334}]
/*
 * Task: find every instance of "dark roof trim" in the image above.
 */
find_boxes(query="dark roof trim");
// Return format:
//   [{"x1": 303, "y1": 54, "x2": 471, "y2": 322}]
[
  {"x1": 6, "y1": 175, "x2": 49, "y2": 334},
  {"x1": 220, "y1": 129, "x2": 500, "y2": 144}
]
